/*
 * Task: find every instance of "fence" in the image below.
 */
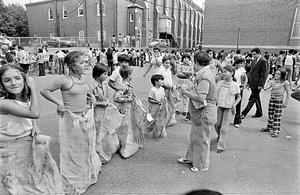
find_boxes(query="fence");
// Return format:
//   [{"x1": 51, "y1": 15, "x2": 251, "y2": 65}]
[{"x1": 8, "y1": 36, "x2": 145, "y2": 50}]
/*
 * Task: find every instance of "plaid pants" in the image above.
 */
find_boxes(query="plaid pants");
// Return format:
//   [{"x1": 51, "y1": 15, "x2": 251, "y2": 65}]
[{"x1": 267, "y1": 97, "x2": 283, "y2": 133}]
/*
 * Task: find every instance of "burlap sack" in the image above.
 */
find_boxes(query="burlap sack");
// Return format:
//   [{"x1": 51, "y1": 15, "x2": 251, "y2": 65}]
[
  {"x1": 95, "y1": 104, "x2": 121, "y2": 164},
  {"x1": 0, "y1": 135, "x2": 63, "y2": 195},
  {"x1": 59, "y1": 108, "x2": 101, "y2": 194}
]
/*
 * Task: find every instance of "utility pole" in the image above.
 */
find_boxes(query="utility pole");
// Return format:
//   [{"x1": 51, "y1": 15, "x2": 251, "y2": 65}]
[
  {"x1": 55, "y1": 0, "x2": 60, "y2": 37},
  {"x1": 99, "y1": 0, "x2": 104, "y2": 50},
  {"x1": 115, "y1": 0, "x2": 118, "y2": 37},
  {"x1": 237, "y1": 27, "x2": 240, "y2": 50},
  {"x1": 84, "y1": 0, "x2": 88, "y2": 47}
]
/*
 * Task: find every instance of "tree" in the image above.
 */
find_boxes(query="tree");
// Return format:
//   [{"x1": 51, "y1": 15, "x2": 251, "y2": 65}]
[{"x1": 0, "y1": 0, "x2": 29, "y2": 37}]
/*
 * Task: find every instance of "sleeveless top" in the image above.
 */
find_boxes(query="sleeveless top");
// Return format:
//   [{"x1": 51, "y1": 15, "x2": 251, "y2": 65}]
[
  {"x1": 61, "y1": 75, "x2": 90, "y2": 113},
  {"x1": 271, "y1": 80, "x2": 288, "y2": 100},
  {"x1": 0, "y1": 100, "x2": 33, "y2": 141}
]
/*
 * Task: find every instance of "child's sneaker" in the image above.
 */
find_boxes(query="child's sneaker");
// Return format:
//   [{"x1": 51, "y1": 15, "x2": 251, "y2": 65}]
[
  {"x1": 271, "y1": 132, "x2": 279, "y2": 138},
  {"x1": 234, "y1": 124, "x2": 240, "y2": 128}
]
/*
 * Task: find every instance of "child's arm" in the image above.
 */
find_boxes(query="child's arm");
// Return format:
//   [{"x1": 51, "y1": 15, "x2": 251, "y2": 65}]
[
  {"x1": 40, "y1": 76, "x2": 67, "y2": 115},
  {"x1": 233, "y1": 93, "x2": 241, "y2": 107},
  {"x1": 216, "y1": 60, "x2": 225, "y2": 72},
  {"x1": 264, "y1": 80, "x2": 273, "y2": 91},
  {"x1": 0, "y1": 77, "x2": 39, "y2": 119},
  {"x1": 181, "y1": 81, "x2": 208, "y2": 103},
  {"x1": 242, "y1": 72, "x2": 248, "y2": 88},
  {"x1": 143, "y1": 61, "x2": 153, "y2": 77},
  {"x1": 283, "y1": 81, "x2": 290, "y2": 108},
  {"x1": 231, "y1": 93, "x2": 241, "y2": 115}
]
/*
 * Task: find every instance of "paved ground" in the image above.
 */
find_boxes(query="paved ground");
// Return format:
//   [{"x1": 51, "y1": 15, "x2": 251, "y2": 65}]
[{"x1": 33, "y1": 65, "x2": 300, "y2": 195}]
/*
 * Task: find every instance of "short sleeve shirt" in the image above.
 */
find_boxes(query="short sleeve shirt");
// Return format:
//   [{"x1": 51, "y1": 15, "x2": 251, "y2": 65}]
[
  {"x1": 234, "y1": 67, "x2": 247, "y2": 86},
  {"x1": 156, "y1": 66, "x2": 173, "y2": 87},
  {"x1": 148, "y1": 87, "x2": 165, "y2": 102},
  {"x1": 91, "y1": 79, "x2": 109, "y2": 102},
  {"x1": 216, "y1": 80, "x2": 240, "y2": 108},
  {"x1": 151, "y1": 56, "x2": 163, "y2": 71},
  {"x1": 177, "y1": 63, "x2": 193, "y2": 75},
  {"x1": 109, "y1": 66, "x2": 122, "y2": 86}
]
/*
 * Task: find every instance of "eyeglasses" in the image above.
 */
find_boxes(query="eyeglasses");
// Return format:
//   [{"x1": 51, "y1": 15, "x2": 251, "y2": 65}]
[{"x1": 208, "y1": 52, "x2": 213, "y2": 55}]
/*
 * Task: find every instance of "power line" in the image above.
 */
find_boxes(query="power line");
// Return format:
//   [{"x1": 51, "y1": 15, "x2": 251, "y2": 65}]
[
  {"x1": 62, "y1": 0, "x2": 84, "y2": 18},
  {"x1": 61, "y1": 0, "x2": 114, "y2": 20}
]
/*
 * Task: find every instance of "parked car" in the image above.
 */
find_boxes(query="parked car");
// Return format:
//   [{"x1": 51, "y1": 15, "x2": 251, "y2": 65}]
[
  {"x1": 45, "y1": 37, "x2": 76, "y2": 47},
  {"x1": 149, "y1": 39, "x2": 169, "y2": 48}
]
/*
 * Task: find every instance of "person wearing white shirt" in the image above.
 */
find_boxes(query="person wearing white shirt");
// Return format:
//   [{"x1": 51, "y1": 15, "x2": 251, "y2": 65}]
[
  {"x1": 233, "y1": 58, "x2": 248, "y2": 128},
  {"x1": 156, "y1": 56, "x2": 177, "y2": 126},
  {"x1": 17, "y1": 46, "x2": 30, "y2": 74},
  {"x1": 108, "y1": 54, "x2": 130, "y2": 91},
  {"x1": 156, "y1": 63, "x2": 173, "y2": 88},
  {"x1": 56, "y1": 50, "x2": 66, "y2": 74},
  {"x1": 147, "y1": 74, "x2": 167, "y2": 138},
  {"x1": 143, "y1": 47, "x2": 163, "y2": 77}
]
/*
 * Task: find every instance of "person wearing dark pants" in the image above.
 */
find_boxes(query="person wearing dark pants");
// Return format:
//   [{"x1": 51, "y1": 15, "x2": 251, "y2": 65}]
[
  {"x1": 38, "y1": 62, "x2": 45, "y2": 76},
  {"x1": 234, "y1": 89, "x2": 243, "y2": 125},
  {"x1": 233, "y1": 58, "x2": 248, "y2": 127},
  {"x1": 37, "y1": 48, "x2": 45, "y2": 76},
  {"x1": 20, "y1": 64, "x2": 30, "y2": 74},
  {"x1": 242, "y1": 88, "x2": 262, "y2": 117},
  {"x1": 241, "y1": 47, "x2": 268, "y2": 119}
]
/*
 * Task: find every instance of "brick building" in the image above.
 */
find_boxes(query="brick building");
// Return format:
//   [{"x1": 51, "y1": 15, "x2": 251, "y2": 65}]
[
  {"x1": 202, "y1": 0, "x2": 300, "y2": 52},
  {"x1": 25, "y1": 0, "x2": 204, "y2": 48}
]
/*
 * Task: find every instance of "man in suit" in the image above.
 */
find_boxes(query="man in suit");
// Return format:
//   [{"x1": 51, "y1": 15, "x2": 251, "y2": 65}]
[{"x1": 241, "y1": 47, "x2": 268, "y2": 118}]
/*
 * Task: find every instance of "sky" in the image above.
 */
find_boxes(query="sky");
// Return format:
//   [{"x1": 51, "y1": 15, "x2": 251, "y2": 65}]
[{"x1": 3, "y1": 0, "x2": 205, "y2": 9}]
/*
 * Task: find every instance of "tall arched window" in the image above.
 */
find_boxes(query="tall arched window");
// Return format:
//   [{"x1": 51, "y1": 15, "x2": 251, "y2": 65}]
[
  {"x1": 78, "y1": 2, "x2": 84, "y2": 16},
  {"x1": 48, "y1": 8, "x2": 53, "y2": 20},
  {"x1": 97, "y1": 2, "x2": 105, "y2": 16},
  {"x1": 63, "y1": 5, "x2": 67, "y2": 18}
]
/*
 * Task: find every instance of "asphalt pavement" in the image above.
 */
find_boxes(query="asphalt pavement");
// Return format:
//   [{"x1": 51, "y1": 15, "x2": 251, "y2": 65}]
[{"x1": 34, "y1": 66, "x2": 300, "y2": 195}]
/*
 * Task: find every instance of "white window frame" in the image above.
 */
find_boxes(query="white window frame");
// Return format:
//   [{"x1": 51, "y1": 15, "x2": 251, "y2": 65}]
[
  {"x1": 48, "y1": 8, "x2": 53, "y2": 20},
  {"x1": 145, "y1": 2, "x2": 151, "y2": 22},
  {"x1": 62, "y1": 5, "x2": 67, "y2": 18},
  {"x1": 78, "y1": 30, "x2": 84, "y2": 41},
  {"x1": 129, "y1": 14, "x2": 134, "y2": 22},
  {"x1": 167, "y1": 20, "x2": 172, "y2": 28},
  {"x1": 97, "y1": 2, "x2": 106, "y2": 16},
  {"x1": 97, "y1": 30, "x2": 106, "y2": 41},
  {"x1": 156, "y1": 6, "x2": 161, "y2": 14},
  {"x1": 78, "y1": 2, "x2": 84, "y2": 17},
  {"x1": 291, "y1": 8, "x2": 300, "y2": 39}
]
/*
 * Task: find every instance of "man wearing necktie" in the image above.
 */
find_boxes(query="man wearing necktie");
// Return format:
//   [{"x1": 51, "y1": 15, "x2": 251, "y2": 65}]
[{"x1": 241, "y1": 47, "x2": 268, "y2": 118}]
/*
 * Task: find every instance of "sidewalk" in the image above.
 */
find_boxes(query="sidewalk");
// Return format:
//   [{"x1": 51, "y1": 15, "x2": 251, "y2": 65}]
[{"x1": 35, "y1": 66, "x2": 300, "y2": 195}]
